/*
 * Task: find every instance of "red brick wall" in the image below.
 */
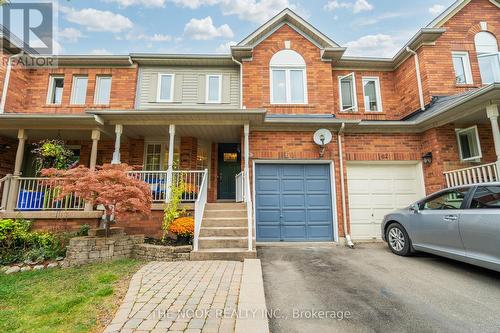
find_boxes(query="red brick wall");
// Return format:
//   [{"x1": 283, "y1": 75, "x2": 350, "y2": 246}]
[
  {"x1": 5, "y1": 66, "x2": 138, "y2": 114},
  {"x1": 242, "y1": 24, "x2": 335, "y2": 115},
  {"x1": 30, "y1": 218, "x2": 100, "y2": 233},
  {"x1": 0, "y1": 136, "x2": 17, "y2": 178}
]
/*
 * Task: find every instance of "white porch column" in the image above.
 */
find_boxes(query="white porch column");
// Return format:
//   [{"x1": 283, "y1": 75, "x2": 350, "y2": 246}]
[
  {"x1": 111, "y1": 124, "x2": 123, "y2": 164},
  {"x1": 244, "y1": 123, "x2": 249, "y2": 172},
  {"x1": 486, "y1": 104, "x2": 500, "y2": 177},
  {"x1": 89, "y1": 130, "x2": 100, "y2": 171},
  {"x1": 166, "y1": 124, "x2": 175, "y2": 202},
  {"x1": 7, "y1": 129, "x2": 27, "y2": 211}
]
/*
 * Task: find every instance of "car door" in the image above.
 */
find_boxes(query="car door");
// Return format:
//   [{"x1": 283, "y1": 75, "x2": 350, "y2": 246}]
[
  {"x1": 410, "y1": 187, "x2": 470, "y2": 254},
  {"x1": 459, "y1": 185, "x2": 500, "y2": 265}
]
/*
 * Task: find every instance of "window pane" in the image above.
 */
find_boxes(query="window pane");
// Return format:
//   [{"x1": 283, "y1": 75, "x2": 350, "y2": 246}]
[
  {"x1": 363, "y1": 80, "x2": 378, "y2": 111},
  {"x1": 290, "y1": 70, "x2": 305, "y2": 103},
  {"x1": 159, "y1": 75, "x2": 172, "y2": 101},
  {"x1": 341, "y1": 78, "x2": 354, "y2": 110},
  {"x1": 207, "y1": 76, "x2": 220, "y2": 102},
  {"x1": 470, "y1": 186, "x2": 500, "y2": 209},
  {"x1": 71, "y1": 77, "x2": 88, "y2": 104},
  {"x1": 95, "y1": 77, "x2": 111, "y2": 104},
  {"x1": 421, "y1": 189, "x2": 468, "y2": 210},
  {"x1": 52, "y1": 78, "x2": 64, "y2": 104},
  {"x1": 272, "y1": 70, "x2": 286, "y2": 103},
  {"x1": 478, "y1": 54, "x2": 500, "y2": 84},
  {"x1": 459, "y1": 129, "x2": 479, "y2": 159},
  {"x1": 145, "y1": 144, "x2": 162, "y2": 171},
  {"x1": 452, "y1": 56, "x2": 467, "y2": 84}
]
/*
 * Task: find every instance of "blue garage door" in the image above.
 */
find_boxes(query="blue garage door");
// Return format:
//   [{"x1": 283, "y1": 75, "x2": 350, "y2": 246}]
[{"x1": 255, "y1": 164, "x2": 334, "y2": 242}]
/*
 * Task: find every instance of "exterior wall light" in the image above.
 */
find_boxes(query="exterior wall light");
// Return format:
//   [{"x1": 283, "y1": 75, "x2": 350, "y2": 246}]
[{"x1": 422, "y1": 152, "x2": 433, "y2": 164}]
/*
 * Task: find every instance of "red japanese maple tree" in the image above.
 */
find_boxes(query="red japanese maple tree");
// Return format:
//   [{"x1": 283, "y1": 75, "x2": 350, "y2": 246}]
[{"x1": 42, "y1": 164, "x2": 152, "y2": 233}]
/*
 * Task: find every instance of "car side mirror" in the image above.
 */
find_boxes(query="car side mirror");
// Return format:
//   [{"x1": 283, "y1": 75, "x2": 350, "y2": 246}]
[{"x1": 410, "y1": 204, "x2": 420, "y2": 214}]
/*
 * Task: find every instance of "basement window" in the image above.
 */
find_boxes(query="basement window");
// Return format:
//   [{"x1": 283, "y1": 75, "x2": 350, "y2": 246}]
[
  {"x1": 339, "y1": 73, "x2": 357, "y2": 112},
  {"x1": 456, "y1": 126, "x2": 482, "y2": 161}
]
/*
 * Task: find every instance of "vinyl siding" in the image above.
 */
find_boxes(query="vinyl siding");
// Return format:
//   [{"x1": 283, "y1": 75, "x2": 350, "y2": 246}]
[{"x1": 137, "y1": 66, "x2": 240, "y2": 109}]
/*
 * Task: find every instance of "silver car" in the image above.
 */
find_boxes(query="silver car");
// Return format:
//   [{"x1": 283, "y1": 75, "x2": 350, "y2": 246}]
[{"x1": 381, "y1": 183, "x2": 500, "y2": 272}]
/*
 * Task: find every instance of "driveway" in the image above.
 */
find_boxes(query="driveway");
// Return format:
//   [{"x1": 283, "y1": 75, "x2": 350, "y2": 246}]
[{"x1": 259, "y1": 243, "x2": 500, "y2": 333}]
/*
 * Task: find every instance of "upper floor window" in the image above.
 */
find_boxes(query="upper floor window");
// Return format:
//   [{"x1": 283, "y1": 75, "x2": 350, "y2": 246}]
[
  {"x1": 94, "y1": 76, "x2": 112, "y2": 105},
  {"x1": 47, "y1": 76, "x2": 64, "y2": 105},
  {"x1": 456, "y1": 126, "x2": 482, "y2": 161},
  {"x1": 70, "y1": 76, "x2": 88, "y2": 105},
  {"x1": 206, "y1": 75, "x2": 222, "y2": 103},
  {"x1": 270, "y1": 50, "x2": 307, "y2": 104},
  {"x1": 157, "y1": 74, "x2": 174, "y2": 102},
  {"x1": 338, "y1": 73, "x2": 357, "y2": 112},
  {"x1": 362, "y1": 77, "x2": 382, "y2": 112},
  {"x1": 475, "y1": 31, "x2": 500, "y2": 84},
  {"x1": 452, "y1": 52, "x2": 473, "y2": 84}
]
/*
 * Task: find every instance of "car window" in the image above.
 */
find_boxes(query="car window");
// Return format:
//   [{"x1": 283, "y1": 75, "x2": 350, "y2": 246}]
[
  {"x1": 420, "y1": 188, "x2": 469, "y2": 210},
  {"x1": 470, "y1": 186, "x2": 500, "y2": 209}
]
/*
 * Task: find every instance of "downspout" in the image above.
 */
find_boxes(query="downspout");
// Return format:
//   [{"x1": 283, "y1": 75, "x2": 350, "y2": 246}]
[
  {"x1": 406, "y1": 47, "x2": 426, "y2": 111},
  {"x1": 338, "y1": 123, "x2": 354, "y2": 248},
  {"x1": 0, "y1": 54, "x2": 21, "y2": 113},
  {"x1": 231, "y1": 56, "x2": 243, "y2": 109}
]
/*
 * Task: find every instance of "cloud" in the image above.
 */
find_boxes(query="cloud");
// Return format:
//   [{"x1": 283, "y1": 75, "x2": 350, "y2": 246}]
[
  {"x1": 171, "y1": 0, "x2": 299, "y2": 23},
  {"x1": 184, "y1": 16, "x2": 233, "y2": 40},
  {"x1": 429, "y1": 4, "x2": 445, "y2": 16},
  {"x1": 324, "y1": 0, "x2": 373, "y2": 13},
  {"x1": 58, "y1": 27, "x2": 85, "y2": 43},
  {"x1": 344, "y1": 34, "x2": 400, "y2": 57},
  {"x1": 355, "y1": 12, "x2": 405, "y2": 27},
  {"x1": 90, "y1": 48, "x2": 113, "y2": 55},
  {"x1": 353, "y1": 0, "x2": 373, "y2": 13},
  {"x1": 124, "y1": 32, "x2": 172, "y2": 42},
  {"x1": 103, "y1": 0, "x2": 166, "y2": 7},
  {"x1": 60, "y1": 6, "x2": 133, "y2": 33},
  {"x1": 215, "y1": 40, "x2": 237, "y2": 53}
]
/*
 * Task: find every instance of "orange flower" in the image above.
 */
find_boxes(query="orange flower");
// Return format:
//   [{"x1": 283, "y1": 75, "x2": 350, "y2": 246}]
[{"x1": 169, "y1": 217, "x2": 194, "y2": 236}]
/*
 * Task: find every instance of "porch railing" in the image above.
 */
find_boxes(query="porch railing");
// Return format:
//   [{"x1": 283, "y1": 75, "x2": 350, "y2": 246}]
[
  {"x1": 193, "y1": 169, "x2": 208, "y2": 251},
  {"x1": 444, "y1": 162, "x2": 499, "y2": 187},
  {"x1": 128, "y1": 170, "x2": 206, "y2": 203},
  {"x1": 15, "y1": 177, "x2": 85, "y2": 211},
  {"x1": 235, "y1": 171, "x2": 244, "y2": 202}
]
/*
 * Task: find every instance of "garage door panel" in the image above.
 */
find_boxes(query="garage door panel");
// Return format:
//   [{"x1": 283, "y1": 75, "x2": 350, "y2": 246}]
[
  {"x1": 256, "y1": 164, "x2": 334, "y2": 242},
  {"x1": 257, "y1": 164, "x2": 280, "y2": 177},
  {"x1": 347, "y1": 163, "x2": 423, "y2": 240},
  {"x1": 256, "y1": 179, "x2": 279, "y2": 192}
]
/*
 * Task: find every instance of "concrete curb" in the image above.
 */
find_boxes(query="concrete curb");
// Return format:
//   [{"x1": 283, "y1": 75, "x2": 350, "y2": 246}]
[{"x1": 235, "y1": 259, "x2": 270, "y2": 333}]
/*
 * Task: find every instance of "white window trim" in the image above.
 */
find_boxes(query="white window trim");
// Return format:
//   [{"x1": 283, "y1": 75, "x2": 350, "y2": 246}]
[
  {"x1": 456, "y1": 125, "x2": 483, "y2": 161},
  {"x1": 157, "y1": 73, "x2": 175, "y2": 103},
  {"x1": 477, "y1": 52, "x2": 500, "y2": 84},
  {"x1": 269, "y1": 67, "x2": 308, "y2": 105},
  {"x1": 94, "y1": 75, "x2": 112, "y2": 105},
  {"x1": 70, "y1": 75, "x2": 88, "y2": 105},
  {"x1": 361, "y1": 76, "x2": 383, "y2": 112},
  {"x1": 206, "y1": 74, "x2": 222, "y2": 104},
  {"x1": 451, "y1": 52, "x2": 473, "y2": 85},
  {"x1": 338, "y1": 72, "x2": 358, "y2": 112},
  {"x1": 46, "y1": 75, "x2": 64, "y2": 105},
  {"x1": 143, "y1": 142, "x2": 166, "y2": 171}
]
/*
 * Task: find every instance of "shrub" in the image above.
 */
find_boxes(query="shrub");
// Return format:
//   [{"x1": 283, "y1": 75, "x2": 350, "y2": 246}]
[
  {"x1": 76, "y1": 224, "x2": 90, "y2": 237},
  {"x1": 162, "y1": 179, "x2": 186, "y2": 241},
  {"x1": 168, "y1": 217, "x2": 194, "y2": 238},
  {"x1": 0, "y1": 219, "x2": 69, "y2": 265}
]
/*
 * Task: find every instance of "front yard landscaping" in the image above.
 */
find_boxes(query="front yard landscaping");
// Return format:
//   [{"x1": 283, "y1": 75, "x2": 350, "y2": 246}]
[{"x1": 0, "y1": 258, "x2": 143, "y2": 333}]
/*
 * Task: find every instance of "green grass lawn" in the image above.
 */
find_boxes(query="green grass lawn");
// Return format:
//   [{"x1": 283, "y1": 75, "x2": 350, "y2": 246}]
[{"x1": 0, "y1": 259, "x2": 144, "y2": 333}]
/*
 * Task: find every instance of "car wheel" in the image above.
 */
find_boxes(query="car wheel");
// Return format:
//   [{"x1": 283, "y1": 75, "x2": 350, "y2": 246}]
[{"x1": 386, "y1": 223, "x2": 412, "y2": 256}]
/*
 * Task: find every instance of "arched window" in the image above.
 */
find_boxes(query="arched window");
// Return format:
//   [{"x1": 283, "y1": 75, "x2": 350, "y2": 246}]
[
  {"x1": 270, "y1": 49, "x2": 307, "y2": 104},
  {"x1": 475, "y1": 31, "x2": 500, "y2": 84}
]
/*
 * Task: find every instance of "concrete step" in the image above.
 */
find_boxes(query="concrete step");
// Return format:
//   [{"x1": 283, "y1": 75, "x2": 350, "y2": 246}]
[
  {"x1": 190, "y1": 248, "x2": 257, "y2": 261},
  {"x1": 200, "y1": 227, "x2": 248, "y2": 237},
  {"x1": 202, "y1": 218, "x2": 247, "y2": 228},
  {"x1": 204, "y1": 209, "x2": 247, "y2": 218},
  {"x1": 205, "y1": 203, "x2": 246, "y2": 210},
  {"x1": 198, "y1": 237, "x2": 248, "y2": 249}
]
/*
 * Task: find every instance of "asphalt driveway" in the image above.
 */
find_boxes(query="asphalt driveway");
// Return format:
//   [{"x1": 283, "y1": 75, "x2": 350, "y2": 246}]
[{"x1": 258, "y1": 243, "x2": 500, "y2": 333}]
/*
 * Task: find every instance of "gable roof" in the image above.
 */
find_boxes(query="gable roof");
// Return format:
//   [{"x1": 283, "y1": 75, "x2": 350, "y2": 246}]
[
  {"x1": 427, "y1": 0, "x2": 500, "y2": 28},
  {"x1": 231, "y1": 8, "x2": 345, "y2": 62}
]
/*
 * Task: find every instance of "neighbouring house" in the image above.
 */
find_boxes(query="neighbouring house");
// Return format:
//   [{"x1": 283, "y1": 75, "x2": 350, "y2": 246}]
[{"x1": 0, "y1": 0, "x2": 499, "y2": 260}]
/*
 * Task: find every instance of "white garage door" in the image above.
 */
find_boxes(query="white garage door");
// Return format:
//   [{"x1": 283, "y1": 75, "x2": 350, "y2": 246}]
[{"x1": 347, "y1": 163, "x2": 424, "y2": 240}]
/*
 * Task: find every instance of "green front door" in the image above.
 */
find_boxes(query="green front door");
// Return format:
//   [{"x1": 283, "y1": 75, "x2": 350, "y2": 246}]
[{"x1": 217, "y1": 143, "x2": 241, "y2": 200}]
